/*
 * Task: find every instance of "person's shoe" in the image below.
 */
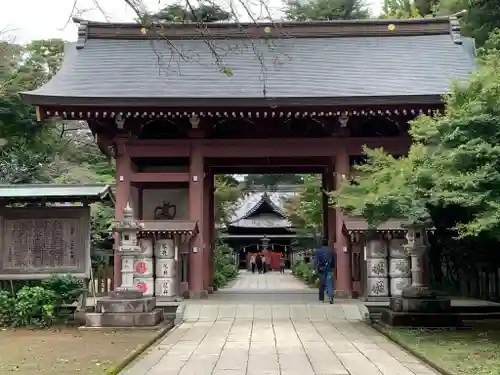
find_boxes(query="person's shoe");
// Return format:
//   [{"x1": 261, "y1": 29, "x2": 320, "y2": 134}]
[{"x1": 329, "y1": 297, "x2": 334, "y2": 304}]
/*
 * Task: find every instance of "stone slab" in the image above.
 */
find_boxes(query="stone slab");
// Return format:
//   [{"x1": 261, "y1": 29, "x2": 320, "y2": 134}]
[
  {"x1": 390, "y1": 297, "x2": 451, "y2": 313},
  {"x1": 97, "y1": 296, "x2": 156, "y2": 313},
  {"x1": 109, "y1": 290, "x2": 144, "y2": 299},
  {"x1": 380, "y1": 309, "x2": 463, "y2": 327},
  {"x1": 85, "y1": 309, "x2": 163, "y2": 327}
]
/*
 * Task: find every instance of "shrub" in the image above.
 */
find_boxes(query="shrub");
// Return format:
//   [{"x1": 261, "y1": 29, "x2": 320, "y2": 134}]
[
  {"x1": 213, "y1": 271, "x2": 227, "y2": 289},
  {"x1": 0, "y1": 290, "x2": 14, "y2": 327},
  {"x1": 292, "y1": 260, "x2": 318, "y2": 286},
  {"x1": 0, "y1": 275, "x2": 85, "y2": 328},
  {"x1": 213, "y1": 241, "x2": 238, "y2": 288},
  {"x1": 12, "y1": 286, "x2": 56, "y2": 327},
  {"x1": 41, "y1": 275, "x2": 84, "y2": 306}
]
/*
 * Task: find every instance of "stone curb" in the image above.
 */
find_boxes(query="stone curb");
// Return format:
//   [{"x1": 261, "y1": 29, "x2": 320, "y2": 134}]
[
  {"x1": 175, "y1": 303, "x2": 186, "y2": 325},
  {"x1": 106, "y1": 321, "x2": 174, "y2": 375},
  {"x1": 370, "y1": 322, "x2": 453, "y2": 375}
]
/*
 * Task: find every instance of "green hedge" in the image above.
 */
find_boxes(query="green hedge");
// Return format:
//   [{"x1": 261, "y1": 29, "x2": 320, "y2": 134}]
[
  {"x1": 292, "y1": 260, "x2": 319, "y2": 287},
  {"x1": 212, "y1": 241, "x2": 239, "y2": 289},
  {"x1": 0, "y1": 275, "x2": 83, "y2": 328}
]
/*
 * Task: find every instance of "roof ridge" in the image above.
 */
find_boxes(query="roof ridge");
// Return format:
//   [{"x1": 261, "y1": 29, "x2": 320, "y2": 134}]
[{"x1": 71, "y1": 17, "x2": 455, "y2": 46}]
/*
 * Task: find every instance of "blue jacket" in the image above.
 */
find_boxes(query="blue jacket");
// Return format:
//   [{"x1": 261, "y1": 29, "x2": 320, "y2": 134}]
[{"x1": 314, "y1": 246, "x2": 335, "y2": 272}]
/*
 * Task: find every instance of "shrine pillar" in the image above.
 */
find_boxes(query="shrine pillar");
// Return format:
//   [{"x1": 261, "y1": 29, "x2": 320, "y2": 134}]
[
  {"x1": 113, "y1": 136, "x2": 131, "y2": 288},
  {"x1": 333, "y1": 152, "x2": 352, "y2": 298},
  {"x1": 203, "y1": 171, "x2": 213, "y2": 292},
  {"x1": 188, "y1": 143, "x2": 208, "y2": 298}
]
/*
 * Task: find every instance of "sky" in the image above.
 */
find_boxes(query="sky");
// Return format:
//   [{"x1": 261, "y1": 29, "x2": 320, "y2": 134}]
[{"x1": 0, "y1": 0, "x2": 383, "y2": 44}]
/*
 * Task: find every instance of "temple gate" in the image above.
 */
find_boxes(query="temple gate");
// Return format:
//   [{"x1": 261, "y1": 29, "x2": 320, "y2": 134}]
[{"x1": 21, "y1": 17, "x2": 475, "y2": 298}]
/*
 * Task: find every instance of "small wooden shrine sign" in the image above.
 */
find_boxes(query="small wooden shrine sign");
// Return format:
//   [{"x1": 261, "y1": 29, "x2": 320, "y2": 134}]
[{"x1": 0, "y1": 207, "x2": 91, "y2": 280}]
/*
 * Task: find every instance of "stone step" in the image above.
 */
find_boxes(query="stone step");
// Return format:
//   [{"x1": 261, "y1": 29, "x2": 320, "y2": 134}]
[{"x1": 85, "y1": 309, "x2": 163, "y2": 327}]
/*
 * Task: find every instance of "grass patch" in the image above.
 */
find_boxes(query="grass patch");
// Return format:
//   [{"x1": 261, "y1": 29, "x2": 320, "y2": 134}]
[
  {"x1": 383, "y1": 324, "x2": 500, "y2": 375},
  {"x1": 0, "y1": 327, "x2": 161, "y2": 375}
]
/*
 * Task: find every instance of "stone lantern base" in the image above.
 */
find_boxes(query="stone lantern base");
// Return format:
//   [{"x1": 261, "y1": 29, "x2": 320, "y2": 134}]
[
  {"x1": 381, "y1": 286, "x2": 461, "y2": 327},
  {"x1": 84, "y1": 290, "x2": 164, "y2": 328}
]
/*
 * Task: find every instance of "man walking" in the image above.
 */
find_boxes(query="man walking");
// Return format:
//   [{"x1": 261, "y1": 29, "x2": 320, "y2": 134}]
[{"x1": 314, "y1": 238, "x2": 335, "y2": 304}]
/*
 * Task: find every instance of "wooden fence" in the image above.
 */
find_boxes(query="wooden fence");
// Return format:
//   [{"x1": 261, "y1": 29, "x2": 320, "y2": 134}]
[{"x1": 435, "y1": 265, "x2": 500, "y2": 302}]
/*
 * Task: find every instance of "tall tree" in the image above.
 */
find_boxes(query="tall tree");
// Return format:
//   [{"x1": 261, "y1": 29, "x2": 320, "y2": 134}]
[
  {"x1": 283, "y1": 175, "x2": 323, "y2": 247},
  {"x1": 244, "y1": 174, "x2": 303, "y2": 187},
  {"x1": 153, "y1": 3, "x2": 231, "y2": 22},
  {"x1": 333, "y1": 28, "x2": 500, "y2": 238},
  {"x1": 284, "y1": 0, "x2": 370, "y2": 20}
]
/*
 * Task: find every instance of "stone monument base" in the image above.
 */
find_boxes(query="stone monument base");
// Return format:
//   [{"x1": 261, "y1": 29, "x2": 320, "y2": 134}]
[
  {"x1": 381, "y1": 286, "x2": 461, "y2": 327},
  {"x1": 380, "y1": 309, "x2": 463, "y2": 327},
  {"x1": 84, "y1": 290, "x2": 164, "y2": 328}
]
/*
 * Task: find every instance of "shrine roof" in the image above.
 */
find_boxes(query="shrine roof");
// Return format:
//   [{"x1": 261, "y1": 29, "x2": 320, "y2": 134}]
[
  {"x1": 0, "y1": 184, "x2": 114, "y2": 203},
  {"x1": 21, "y1": 17, "x2": 476, "y2": 109},
  {"x1": 229, "y1": 190, "x2": 295, "y2": 228}
]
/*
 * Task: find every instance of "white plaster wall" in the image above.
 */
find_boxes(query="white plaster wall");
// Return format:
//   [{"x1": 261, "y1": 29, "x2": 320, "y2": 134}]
[{"x1": 142, "y1": 189, "x2": 189, "y2": 220}]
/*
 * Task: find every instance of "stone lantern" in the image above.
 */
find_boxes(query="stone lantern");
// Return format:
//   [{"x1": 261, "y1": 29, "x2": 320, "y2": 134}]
[
  {"x1": 261, "y1": 235, "x2": 270, "y2": 250},
  {"x1": 112, "y1": 203, "x2": 143, "y2": 293},
  {"x1": 402, "y1": 222, "x2": 430, "y2": 297},
  {"x1": 383, "y1": 220, "x2": 459, "y2": 327},
  {"x1": 85, "y1": 203, "x2": 163, "y2": 328}
]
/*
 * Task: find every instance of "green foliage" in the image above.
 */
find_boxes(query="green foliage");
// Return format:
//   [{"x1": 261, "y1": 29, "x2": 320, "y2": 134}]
[
  {"x1": 91, "y1": 203, "x2": 115, "y2": 249},
  {"x1": 285, "y1": 0, "x2": 370, "y2": 20},
  {"x1": 11, "y1": 286, "x2": 55, "y2": 327},
  {"x1": 212, "y1": 241, "x2": 238, "y2": 288},
  {"x1": 243, "y1": 174, "x2": 303, "y2": 187},
  {"x1": 154, "y1": 3, "x2": 231, "y2": 22},
  {"x1": 291, "y1": 260, "x2": 318, "y2": 285},
  {"x1": 41, "y1": 275, "x2": 84, "y2": 306},
  {"x1": 0, "y1": 275, "x2": 84, "y2": 328},
  {"x1": 214, "y1": 175, "x2": 246, "y2": 228},
  {"x1": 0, "y1": 290, "x2": 13, "y2": 326},
  {"x1": 332, "y1": 146, "x2": 430, "y2": 227},
  {"x1": 334, "y1": 28, "x2": 500, "y2": 238},
  {"x1": 283, "y1": 175, "x2": 323, "y2": 247}
]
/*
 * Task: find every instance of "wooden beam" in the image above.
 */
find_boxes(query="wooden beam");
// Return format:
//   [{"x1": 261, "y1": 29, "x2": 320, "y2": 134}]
[
  {"x1": 125, "y1": 137, "x2": 411, "y2": 158},
  {"x1": 130, "y1": 172, "x2": 190, "y2": 183}
]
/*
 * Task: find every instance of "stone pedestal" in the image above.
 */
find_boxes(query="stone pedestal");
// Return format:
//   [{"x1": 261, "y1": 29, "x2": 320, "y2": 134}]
[{"x1": 85, "y1": 290, "x2": 163, "y2": 327}]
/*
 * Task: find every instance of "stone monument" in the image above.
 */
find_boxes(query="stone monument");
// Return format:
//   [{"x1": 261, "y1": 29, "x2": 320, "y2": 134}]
[
  {"x1": 84, "y1": 204, "x2": 163, "y2": 327},
  {"x1": 381, "y1": 222, "x2": 461, "y2": 327}
]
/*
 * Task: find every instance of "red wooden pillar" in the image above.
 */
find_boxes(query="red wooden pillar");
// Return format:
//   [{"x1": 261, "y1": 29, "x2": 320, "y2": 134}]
[
  {"x1": 203, "y1": 171, "x2": 213, "y2": 292},
  {"x1": 208, "y1": 171, "x2": 215, "y2": 292},
  {"x1": 333, "y1": 152, "x2": 352, "y2": 298},
  {"x1": 113, "y1": 136, "x2": 131, "y2": 289},
  {"x1": 188, "y1": 144, "x2": 208, "y2": 298}
]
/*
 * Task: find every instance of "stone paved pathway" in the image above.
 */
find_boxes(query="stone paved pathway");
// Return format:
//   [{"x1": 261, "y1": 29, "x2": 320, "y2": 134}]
[
  {"x1": 123, "y1": 271, "x2": 440, "y2": 375},
  {"x1": 224, "y1": 270, "x2": 310, "y2": 292}
]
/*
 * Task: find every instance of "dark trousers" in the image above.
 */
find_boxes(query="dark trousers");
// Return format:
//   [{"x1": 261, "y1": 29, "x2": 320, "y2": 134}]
[
  {"x1": 251, "y1": 263, "x2": 255, "y2": 273},
  {"x1": 318, "y1": 271, "x2": 333, "y2": 301},
  {"x1": 280, "y1": 266, "x2": 285, "y2": 273}
]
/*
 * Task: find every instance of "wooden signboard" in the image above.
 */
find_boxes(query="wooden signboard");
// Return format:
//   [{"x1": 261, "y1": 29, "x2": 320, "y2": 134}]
[{"x1": 0, "y1": 207, "x2": 91, "y2": 280}]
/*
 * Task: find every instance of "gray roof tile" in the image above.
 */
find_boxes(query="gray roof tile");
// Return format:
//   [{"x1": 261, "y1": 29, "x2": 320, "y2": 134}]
[
  {"x1": 0, "y1": 184, "x2": 114, "y2": 202},
  {"x1": 25, "y1": 34, "x2": 475, "y2": 101}
]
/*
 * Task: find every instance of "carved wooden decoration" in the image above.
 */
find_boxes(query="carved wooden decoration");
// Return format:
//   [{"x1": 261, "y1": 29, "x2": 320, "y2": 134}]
[
  {"x1": 0, "y1": 207, "x2": 91, "y2": 280},
  {"x1": 154, "y1": 201, "x2": 177, "y2": 220}
]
